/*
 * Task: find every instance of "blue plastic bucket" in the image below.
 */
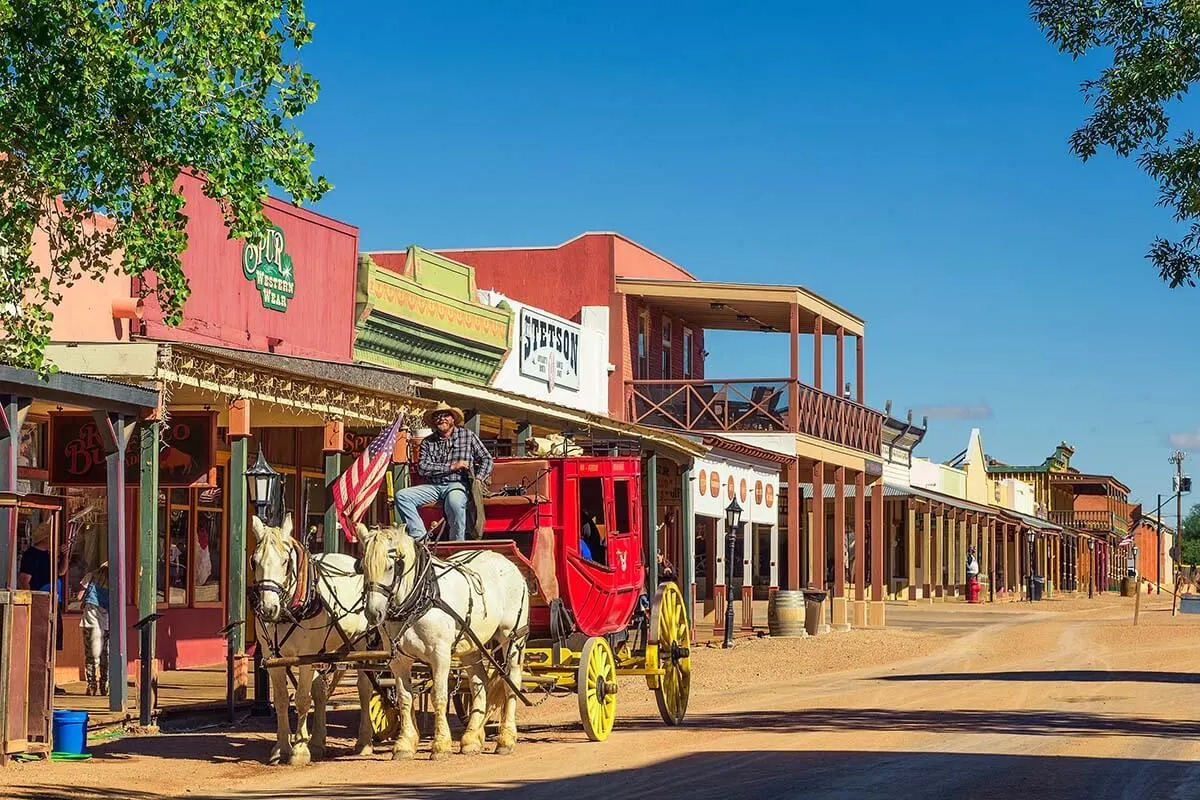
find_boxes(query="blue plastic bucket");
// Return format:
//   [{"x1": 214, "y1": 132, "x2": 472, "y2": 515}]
[{"x1": 52, "y1": 709, "x2": 89, "y2": 755}]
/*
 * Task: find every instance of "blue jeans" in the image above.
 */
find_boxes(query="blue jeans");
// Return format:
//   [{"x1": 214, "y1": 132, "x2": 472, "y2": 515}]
[{"x1": 394, "y1": 482, "x2": 469, "y2": 541}]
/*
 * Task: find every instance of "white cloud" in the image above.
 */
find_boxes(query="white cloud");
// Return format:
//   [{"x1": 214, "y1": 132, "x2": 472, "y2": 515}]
[
  {"x1": 912, "y1": 404, "x2": 993, "y2": 421},
  {"x1": 1168, "y1": 431, "x2": 1200, "y2": 449}
]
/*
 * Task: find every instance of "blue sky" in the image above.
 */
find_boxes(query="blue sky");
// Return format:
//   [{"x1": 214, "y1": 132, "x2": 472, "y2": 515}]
[{"x1": 294, "y1": 1, "x2": 1197, "y2": 513}]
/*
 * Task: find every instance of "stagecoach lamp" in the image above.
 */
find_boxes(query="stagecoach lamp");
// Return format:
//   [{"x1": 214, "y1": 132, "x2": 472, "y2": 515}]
[
  {"x1": 724, "y1": 497, "x2": 743, "y2": 533},
  {"x1": 245, "y1": 445, "x2": 280, "y2": 521},
  {"x1": 1088, "y1": 539, "x2": 1094, "y2": 551},
  {"x1": 1026, "y1": 531, "x2": 1035, "y2": 544}
]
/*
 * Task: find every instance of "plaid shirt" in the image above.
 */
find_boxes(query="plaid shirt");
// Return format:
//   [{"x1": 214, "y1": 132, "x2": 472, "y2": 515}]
[{"x1": 417, "y1": 426, "x2": 494, "y2": 485}]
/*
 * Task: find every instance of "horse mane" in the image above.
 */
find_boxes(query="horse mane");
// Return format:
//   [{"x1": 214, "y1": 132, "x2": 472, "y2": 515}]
[{"x1": 360, "y1": 525, "x2": 411, "y2": 584}]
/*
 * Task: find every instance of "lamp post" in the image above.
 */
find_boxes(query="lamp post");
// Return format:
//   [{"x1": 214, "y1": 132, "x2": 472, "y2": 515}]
[
  {"x1": 244, "y1": 445, "x2": 282, "y2": 716},
  {"x1": 1132, "y1": 544, "x2": 1139, "y2": 579},
  {"x1": 245, "y1": 445, "x2": 283, "y2": 526},
  {"x1": 723, "y1": 497, "x2": 743, "y2": 649},
  {"x1": 1026, "y1": 530, "x2": 1035, "y2": 602}
]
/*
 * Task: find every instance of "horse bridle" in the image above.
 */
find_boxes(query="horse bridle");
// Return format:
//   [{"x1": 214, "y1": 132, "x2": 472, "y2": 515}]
[
  {"x1": 365, "y1": 541, "x2": 437, "y2": 625},
  {"x1": 249, "y1": 538, "x2": 316, "y2": 622}
]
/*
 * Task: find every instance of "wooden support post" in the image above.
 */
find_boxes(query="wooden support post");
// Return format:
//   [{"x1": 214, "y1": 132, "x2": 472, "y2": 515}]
[
  {"x1": 812, "y1": 462, "x2": 825, "y2": 590},
  {"x1": 137, "y1": 417, "x2": 160, "y2": 706},
  {"x1": 869, "y1": 479, "x2": 885, "y2": 626},
  {"x1": 787, "y1": 459, "x2": 800, "y2": 590},
  {"x1": 323, "y1": 419, "x2": 345, "y2": 554},
  {"x1": 831, "y1": 466, "x2": 847, "y2": 628},
  {"x1": 516, "y1": 421, "x2": 533, "y2": 457},
  {"x1": 933, "y1": 509, "x2": 945, "y2": 600},
  {"x1": 921, "y1": 504, "x2": 933, "y2": 601},
  {"x1": 93, "y1": 411, "x2": 133, "y2": 712},
  {"x1": 227, "y1": 400, "x2": 250, "y2": 659},
  {"x1": 681, "y1": 467, "x2": 695, "y2": 639},
  {"x1": 907, "y1": 501, "x2": 918, "y2": 600},
  {"x1": 0, "y1": 395, "x2": 30, "y2": 587},
  {"x1": 645, "y1": 452, "x2": 659, "y2": 601},
  {"x1": 813, "y1": 316, "x2": 824, "y2": 391},
  {"x1": 853, "y1": 471, "x2": 867, "y2": 627},
  {"x1": 836, "y1": 326, "x2": 845, "y2": 399},
  {"x1": 856, "y1": 335, "x2": 865, "y2": 404}
]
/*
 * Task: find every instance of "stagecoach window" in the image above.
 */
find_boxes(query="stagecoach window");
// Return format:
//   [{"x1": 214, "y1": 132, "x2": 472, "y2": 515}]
[
  {"x1": 613, "y1": 480, "x2": 632, "y2": 534},
  {"x1": 579, "y1": 477, "x2": 607, "y2": 565}
]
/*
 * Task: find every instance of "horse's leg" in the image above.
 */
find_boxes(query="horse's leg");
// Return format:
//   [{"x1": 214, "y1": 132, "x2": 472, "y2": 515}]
[
  {"x1": 269, "y1": 667, "x2": 292, "y2": 765},
  {"x1": 430, "y1": 646, "x2": 454, "y2": 761},
  {"x1": 290, "y1": 666, "x2": 314, "y2": 766},
  {"x1": 352, "y1": 669, "x2": 375, "y2": 757},
  {"x1": 309, "y1": 670, "x2": 328, "y2": 761},
  {"x1": 392, "y1": 656, "x2": 419, "y2": 761},
  {"x1": 495, "y1": 633, "x2": 523, "y2": 755},
  {"x1": 458, "y1": 661, "x2": 487, "y2": 756}
]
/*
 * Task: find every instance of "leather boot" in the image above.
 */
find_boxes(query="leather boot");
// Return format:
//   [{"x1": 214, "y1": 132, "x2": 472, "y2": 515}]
[
  {"x1": 99, "y1": 652, "x2": 109, "y2": 696},
  {"x1": 85, "y1": 658, "x2": 98, "y2": 696}
]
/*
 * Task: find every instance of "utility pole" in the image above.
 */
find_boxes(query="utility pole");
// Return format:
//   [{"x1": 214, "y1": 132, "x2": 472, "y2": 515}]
[
  {"x1": 1158, "y1": 493, "x2": 1163, "y2": 595},
  {"x1": 1170, "y1": 450, "x2": 1187, "y2": 617}
]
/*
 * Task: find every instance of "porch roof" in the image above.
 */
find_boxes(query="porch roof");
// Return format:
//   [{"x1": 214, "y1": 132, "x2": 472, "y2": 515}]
[
  {"x1": 614, "y1": 277, "x2": 865, "y2": 336},
  {"x1": 0, "y1": 363, "x2": 159, "y2": 415}
]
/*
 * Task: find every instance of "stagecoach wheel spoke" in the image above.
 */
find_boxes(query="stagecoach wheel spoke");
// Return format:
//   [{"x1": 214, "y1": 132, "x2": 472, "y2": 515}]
[
  {"x1": 650, "y1": 582, "x2": 691, "y2": 726},
  {"x1": 369, "y1": 689, "x2": 400, "y2": 743},
  {"x1": 577, "y1": 637, "x2": 617, "y2": 742}
]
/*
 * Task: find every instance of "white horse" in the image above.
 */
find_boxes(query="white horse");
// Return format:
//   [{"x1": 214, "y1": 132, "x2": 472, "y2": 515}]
[
  {"x1": 354, "y1": 524, "x2": 529, "y2": 760},
  {"x1": 250, "y1": 514, "x2": 375, "y2": 765}
]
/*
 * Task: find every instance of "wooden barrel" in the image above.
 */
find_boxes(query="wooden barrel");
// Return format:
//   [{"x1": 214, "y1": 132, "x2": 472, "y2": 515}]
[{"x1": 767, "y1": 590, "x2": 806, "y2": 637}]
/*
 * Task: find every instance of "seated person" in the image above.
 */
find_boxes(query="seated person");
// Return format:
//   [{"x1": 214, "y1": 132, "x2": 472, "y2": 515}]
[
  {"x1": 580, "y1": 510, "x2": 606, "y2": 565},
  {"x1": 394, "y1": 402, "x2": 493, "y2": 542}
]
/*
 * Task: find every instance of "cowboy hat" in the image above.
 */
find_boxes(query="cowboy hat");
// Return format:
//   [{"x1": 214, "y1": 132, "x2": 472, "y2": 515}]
[
  {"x1": 31, "y1": 520, "x2": 52, "y2": 548},
  {"x1": 422, "y1": 401, "x2": 464, "y2": 428}
]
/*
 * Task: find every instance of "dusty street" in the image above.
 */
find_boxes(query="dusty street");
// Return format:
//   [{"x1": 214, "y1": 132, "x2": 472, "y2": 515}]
[{"x1": 7, "y1": 594, "x2": 1200, "y2": 799}]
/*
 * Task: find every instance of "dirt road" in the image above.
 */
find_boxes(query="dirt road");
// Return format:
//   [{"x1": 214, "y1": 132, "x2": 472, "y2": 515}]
[{"x1": 8, "y1": 595, "x2": 1200, "y2": 799}]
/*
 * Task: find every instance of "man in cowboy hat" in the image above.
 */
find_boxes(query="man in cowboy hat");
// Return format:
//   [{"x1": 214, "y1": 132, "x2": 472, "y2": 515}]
[{"x1": 394, "y1": 401, "x2": 493, "y2": 541}]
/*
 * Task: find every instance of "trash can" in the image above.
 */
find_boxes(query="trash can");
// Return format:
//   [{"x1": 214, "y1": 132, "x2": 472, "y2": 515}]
[
  {"x1": 1120, "y1": 577, "x2": 1134, "y2": 597},
  {"x1": 1031, "y1": 576, "x2": 1045, "y2": 601},
  {"x1": 802, "y1": 589, "x2": 827, "y2": 636}
]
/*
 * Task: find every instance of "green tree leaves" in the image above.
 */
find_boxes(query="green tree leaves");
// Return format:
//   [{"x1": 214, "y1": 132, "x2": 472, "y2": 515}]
[
  {"x1": 1179, "y1": 504, "x2": 1200, "y2": 565},
  {"x1": 1032, "y1": 0, "x2": 1200, "y2": 287},
  {"x1": 0, "y1": 0, "x2": 329, "y2": 371}
]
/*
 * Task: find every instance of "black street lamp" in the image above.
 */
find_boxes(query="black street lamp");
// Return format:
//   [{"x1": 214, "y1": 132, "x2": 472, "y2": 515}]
[
  {"x1": 723, "y1": 497, "x2": 743, "y2": 649},
  {"x1": 245, "y1": 445, "x2": 283, "y2": 526}
]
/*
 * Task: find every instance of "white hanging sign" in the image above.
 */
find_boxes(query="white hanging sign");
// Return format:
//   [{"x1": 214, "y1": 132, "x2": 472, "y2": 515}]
[{"x1": 519, "y1": 307, "x2": 580, "y2": 391}]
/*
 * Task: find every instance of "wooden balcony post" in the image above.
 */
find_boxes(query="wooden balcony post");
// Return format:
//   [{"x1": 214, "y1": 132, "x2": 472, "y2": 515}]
[
  {"x1": 854, "y1": 471, "x2": 867, "y2": 626},
  {"x1": 869, "y1": 479, "x2": 885, "y2": 626},
  {"x1": 907, "y1": 501, "x2": 918, "y2": 600},
  {"x1": 836, "y1": 326, "x2": 845, "y2": 399},
  {"x1": 922, "y1": 504, "x2": 933, "y2": 602},
  {"x1": 856, "y1": 334, "x2": 865, "y2": 404},
  {"x1": 813, "y1": 315, "x2": 823, "y2": 391},
  {"x1": 789, "y1": 303, "x2": 800, "y2": 434},
  {"x1": 787, "y1": 459, "x2": 800, "y2": 590},
  {"x1": 832, "y1": 466, "x2": 847, "y2": 629},
  {"x1": 812, "y1": 461, "x2": 825, "y2": 592}
]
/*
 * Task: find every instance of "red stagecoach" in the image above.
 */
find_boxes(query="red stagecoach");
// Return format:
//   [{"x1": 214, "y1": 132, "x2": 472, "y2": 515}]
[{"x1": 406, "y1": 452, "x2": 692, "y2": 741}]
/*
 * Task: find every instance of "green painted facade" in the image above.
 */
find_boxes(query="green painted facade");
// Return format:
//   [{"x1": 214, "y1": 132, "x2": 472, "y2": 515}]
[{"x1": 354, "y1": 247, "x2": 512, "y2": 385}]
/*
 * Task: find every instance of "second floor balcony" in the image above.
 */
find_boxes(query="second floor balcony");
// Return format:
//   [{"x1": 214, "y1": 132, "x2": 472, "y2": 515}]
[
  {"x1": 1048, "y1": 510, "x2": 1131, "y2": 535},
  {"x1": 616, "y1": 276, "x2": 885, "y2": 458},
  {"x1": 627, "y1": 377, "x2": 883, "y2": 455}
]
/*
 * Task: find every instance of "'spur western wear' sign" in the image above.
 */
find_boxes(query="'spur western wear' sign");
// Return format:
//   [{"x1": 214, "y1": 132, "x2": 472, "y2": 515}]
[
  {"x1": 519, "y1": 307, "x2": 580, "y2": 391},
  {"x1": 242, "y1": 225, "x2": 296, "y2": 312},
  {"x1": 48, "y1": 412, "x2": 217, "y2": 487}
]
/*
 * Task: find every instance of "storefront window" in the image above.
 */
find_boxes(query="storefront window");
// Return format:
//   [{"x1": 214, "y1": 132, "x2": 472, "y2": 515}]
[
  {"x1": 302, "y1": 474, "x2": 326, "y2": 553},
  {"x1": 194, "y1": 467, "x2": 225, "y2": 606}
]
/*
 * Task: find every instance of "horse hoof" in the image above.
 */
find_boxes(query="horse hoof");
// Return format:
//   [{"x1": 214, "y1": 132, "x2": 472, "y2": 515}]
[
  {"x1": 392, "y1": 749, "x2": 415, "y2": 761},
  {"x1": 353, "y1": 744, "x2": 374, "y2": 757},
  {"x1": 430, "y1": 749, "x2": 451, "y2": 762},
  {"x1": 309, "y1": 746, "x2": 325, "y2": 762},
  {"x1": 495, "y1": 732, "x2": 517, "y2": 755},
  {"x1": 460, "y1": 741, "x2": 482, "y2": 756},
  {"x1": 268, "y1": 749, "x2": 288, "y2": 766},
  {"x1": 290, "y1": 746, "x2": 311, "y2": 767}
]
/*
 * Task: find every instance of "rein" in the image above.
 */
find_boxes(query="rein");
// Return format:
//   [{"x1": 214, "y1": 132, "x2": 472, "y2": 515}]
[{"x1": 249, "y1": 537, "x2": 322, "y2": 628}]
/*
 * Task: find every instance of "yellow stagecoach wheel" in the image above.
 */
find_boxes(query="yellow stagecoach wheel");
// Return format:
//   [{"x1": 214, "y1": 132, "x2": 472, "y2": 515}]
[
  {"x1": 576, "y1": 637, "x2": 618, "y2": 742},
  {"x1": 650, "y1": 581, "x2": 692, "y2": 725},
  {"x1": 369, "y1": 689, "x2": 400, "y2": 742}
]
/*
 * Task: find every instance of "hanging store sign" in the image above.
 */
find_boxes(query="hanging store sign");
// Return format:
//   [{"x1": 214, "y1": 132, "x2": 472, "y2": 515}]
[
  {"x1": 48, "y1": 412, "x2": 217, "y2": 488},
  {"x1": 519, "y1": 307, "x2": 580, "y2": 391},
  {"x1": 242, "y1": 225, "x2": 296, "y2": 312}
]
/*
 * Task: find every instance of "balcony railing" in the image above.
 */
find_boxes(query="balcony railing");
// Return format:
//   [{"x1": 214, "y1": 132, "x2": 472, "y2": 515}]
[
  {"x1": 626, "y1": 378, "x2": 883, "y2": 456},
  {"x1": 1048, "y1": 510, "x2": 1131, "y2": 534}
]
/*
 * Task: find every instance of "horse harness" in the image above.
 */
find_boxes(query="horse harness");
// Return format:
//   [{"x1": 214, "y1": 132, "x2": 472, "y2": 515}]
[
  {"x1": 376, "y1": 542, "x2": 532, "y2": 706},
  {"x1": 250, "y1": 540, "x2": 336, "y2": 658}
]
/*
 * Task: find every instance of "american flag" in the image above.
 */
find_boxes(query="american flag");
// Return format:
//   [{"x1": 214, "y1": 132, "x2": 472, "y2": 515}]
[
  {"x1": 332, "y1": 416, "x2": 403, "y2": 543},
  {"x1": 1118, "y1": 531, "x2": 1135, "y2": 547}
]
